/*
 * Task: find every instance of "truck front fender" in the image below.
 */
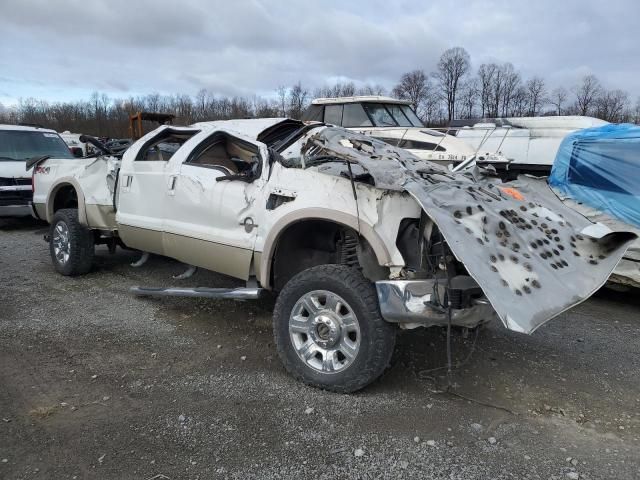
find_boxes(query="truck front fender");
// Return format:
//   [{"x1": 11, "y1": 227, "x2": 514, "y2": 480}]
[{"x1": 258, "y1": 207, "x2": 393, "y2": 289}]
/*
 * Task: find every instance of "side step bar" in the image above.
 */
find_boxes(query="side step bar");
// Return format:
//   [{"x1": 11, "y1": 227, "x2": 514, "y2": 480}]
[{"x1": 130, "y1": 286, "x2": 264, "y2": 300}]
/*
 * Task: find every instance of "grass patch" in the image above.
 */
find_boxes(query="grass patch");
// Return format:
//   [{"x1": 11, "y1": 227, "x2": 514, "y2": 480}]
[{"x1": 28, "y1": 405, "x2": 57, "y2": 418}]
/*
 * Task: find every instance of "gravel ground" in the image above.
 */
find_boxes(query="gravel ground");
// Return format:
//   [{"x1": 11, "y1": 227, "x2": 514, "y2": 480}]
[{"x1": 1, "y1": 217, "x2": 639, "y2": 480}]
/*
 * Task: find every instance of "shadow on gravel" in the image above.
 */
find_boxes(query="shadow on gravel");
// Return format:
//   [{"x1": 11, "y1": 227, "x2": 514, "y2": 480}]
[
  {"x1": 0, "y1": 216, "x2": 46, "y2": 231},
  {"x1": 596, "y1": 283, "x2": 640, "y2": 307}
]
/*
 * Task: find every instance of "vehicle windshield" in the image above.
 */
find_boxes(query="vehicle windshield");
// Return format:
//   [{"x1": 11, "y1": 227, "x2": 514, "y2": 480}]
[
  {"x1": 0, "y1": 130, "x2": 73, "y2": 161},
  {"x1": 361, "y1": 103, "x2": 423, "y2": 128},
  {"x1": 400, "y1": 105, "x2": 424, "y2": 127}
]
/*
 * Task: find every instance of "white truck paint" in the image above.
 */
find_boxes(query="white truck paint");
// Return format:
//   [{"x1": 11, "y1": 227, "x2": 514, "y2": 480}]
[{"x1": 31, "y1": 119, "x2": 636, "y2": 392}]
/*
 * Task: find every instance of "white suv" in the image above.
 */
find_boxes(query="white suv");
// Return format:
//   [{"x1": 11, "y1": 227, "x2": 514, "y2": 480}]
[{"x1": 0, "y1": 124, "x2": 73, "y2": 217}]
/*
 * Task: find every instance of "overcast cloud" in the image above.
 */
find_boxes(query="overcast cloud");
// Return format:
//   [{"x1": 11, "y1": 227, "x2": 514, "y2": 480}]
[{"x1": 1, "y1": 0, "x2": 638, "y2": 105}]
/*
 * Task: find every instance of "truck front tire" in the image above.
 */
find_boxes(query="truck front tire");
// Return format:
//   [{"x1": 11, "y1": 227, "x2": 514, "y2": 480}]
[
  {"x1": 49, "y1": 208, "x2": 94, "y2": 276},
  {"x1": 273, "y1": 265, "x2": 396, "y2": 393}
]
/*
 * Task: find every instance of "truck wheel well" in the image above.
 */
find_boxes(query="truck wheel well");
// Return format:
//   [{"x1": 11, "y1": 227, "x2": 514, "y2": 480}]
[
  {"x1": 270, "y1": 219, "x2": 388, "y2": 291},
  {"x1": 52, "y1": 185, "x2": 78, "y2": 213}
]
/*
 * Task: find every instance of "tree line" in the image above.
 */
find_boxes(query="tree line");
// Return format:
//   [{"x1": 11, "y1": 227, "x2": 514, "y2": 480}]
[
  {"x1": 391, "y1": 47, "x2": 639, "y2": 125},
  {"x1": 1, "y1": 46, "x2": 638, "y2": 138}
]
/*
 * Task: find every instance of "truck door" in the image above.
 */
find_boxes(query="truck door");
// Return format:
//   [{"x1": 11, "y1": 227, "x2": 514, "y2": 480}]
[
  {"x1": 162, "y1": 130, "x2": 268, "y2": 280},
  {"x1": 116, "y1": 126, "x2": 200, "y2": 254}
]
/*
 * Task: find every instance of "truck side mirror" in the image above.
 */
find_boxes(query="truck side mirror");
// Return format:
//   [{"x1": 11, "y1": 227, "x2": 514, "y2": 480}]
[{"x1": 70, "y1": 147, "x2": 84, "y2": 158}]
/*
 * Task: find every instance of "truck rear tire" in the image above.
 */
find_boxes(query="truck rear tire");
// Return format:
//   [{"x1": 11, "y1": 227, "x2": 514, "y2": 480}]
[
  {"x1": 273, "y1": 264, "x2": 396, "y2": 393},
  {"x1": 49, "y1": 208, "x2": 94, "y2": 276}
]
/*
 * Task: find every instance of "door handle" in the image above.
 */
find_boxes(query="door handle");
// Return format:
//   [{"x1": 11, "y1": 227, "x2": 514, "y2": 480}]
[
  {"x1": 120, "y1": 174, "x2": 133, "y2": 192},
  {"x1": 167, "y1": 175, "x2": 177, "y2": 195},
  {"x1": 240, "y1": 217, "x2": 258, "y2": 233}
]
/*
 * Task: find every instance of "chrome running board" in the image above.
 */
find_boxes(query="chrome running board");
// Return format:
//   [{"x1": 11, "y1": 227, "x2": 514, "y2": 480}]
[{"x1": 130, "y1": 286, "x2": 264, "y2": 300}]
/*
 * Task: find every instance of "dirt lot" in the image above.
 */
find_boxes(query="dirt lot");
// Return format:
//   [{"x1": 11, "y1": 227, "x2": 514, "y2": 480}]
[{"x1": 1, "y1": 217, "x2": 639, "y2": 480}]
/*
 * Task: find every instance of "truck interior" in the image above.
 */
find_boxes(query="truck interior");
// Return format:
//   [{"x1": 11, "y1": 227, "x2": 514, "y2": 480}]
[
  {"x1": 185, "y1": 132, "x2": 260, "y2": 177},
  {"x1": 135, "y1": 129, "x2": 200, "y2": 162}
]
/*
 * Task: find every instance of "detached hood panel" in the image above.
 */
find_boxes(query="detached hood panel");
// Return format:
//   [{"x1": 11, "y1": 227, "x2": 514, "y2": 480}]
[
  {"x1": 405, "y1": 177, "x2": 635, "y2": 333},
  {"x1": 299, "y1": 127, "x2": 637, "y2": 334}
]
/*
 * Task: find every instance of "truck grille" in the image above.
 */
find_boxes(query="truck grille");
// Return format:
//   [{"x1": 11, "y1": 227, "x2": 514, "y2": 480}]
[
  {"x1": 0, "y1": 178, "x2": 31, "y2": 187},
  {"x1": 0, "y1": 178, "x2": 32, "y2": 206}
]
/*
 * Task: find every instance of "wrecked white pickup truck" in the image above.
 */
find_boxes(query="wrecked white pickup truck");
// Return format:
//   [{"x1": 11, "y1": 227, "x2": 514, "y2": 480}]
[{"x1": 31, "y1": 119, "x2": 636, "y2": 392}]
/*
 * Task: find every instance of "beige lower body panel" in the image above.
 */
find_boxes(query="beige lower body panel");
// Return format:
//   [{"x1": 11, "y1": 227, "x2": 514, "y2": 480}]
[
  {"x1": 85, "y1": 204, "x2": 117, "y2": 230},
  {"x1": 118, "y1": 224, "x2": 164, "y2": 256},
  {"x1": 252, "y1": 251, "x2": 262, "y2": 284},
  {"x1": 118, "y1": 224, "x2": 253, "y2": 280},
  {"x1": 164, "y1": 232, "x2": 253, "y2": 280}
]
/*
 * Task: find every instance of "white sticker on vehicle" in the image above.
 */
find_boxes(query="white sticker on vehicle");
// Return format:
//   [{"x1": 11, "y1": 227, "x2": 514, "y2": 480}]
[{"x1": 43, "y1": 133, "x2": 58, "y2": 138}]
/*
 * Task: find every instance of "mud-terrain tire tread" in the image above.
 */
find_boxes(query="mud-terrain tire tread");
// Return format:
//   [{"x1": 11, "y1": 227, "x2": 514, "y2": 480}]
[
  {"x1": 273, "y1": 264, "x2": 396, "y2": 393},
  {"x1": 49, "y1": 208, "x2": 94, "y2": 276}
]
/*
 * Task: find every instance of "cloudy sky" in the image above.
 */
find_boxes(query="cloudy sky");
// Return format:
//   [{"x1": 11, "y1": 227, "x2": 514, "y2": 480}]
[{"x1": 1, "y1": 0, "x2": 638, "y2": 105}]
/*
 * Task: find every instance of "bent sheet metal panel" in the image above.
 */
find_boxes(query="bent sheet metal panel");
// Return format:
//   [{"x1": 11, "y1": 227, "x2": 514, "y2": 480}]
[
  {"x1": 302, "y1": 127, "x2": 637, "y2": 334},
  {"x1": 553, "y1": 192, "x2": 640, "y2": 288},
  {"x1": 405, "y1": 177, "x2": 636, "y2": 334}
]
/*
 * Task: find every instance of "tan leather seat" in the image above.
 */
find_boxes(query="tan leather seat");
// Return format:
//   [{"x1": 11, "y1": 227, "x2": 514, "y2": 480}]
[{"x1": 191, "y1": 143, "x2": 239, "y2": 174}]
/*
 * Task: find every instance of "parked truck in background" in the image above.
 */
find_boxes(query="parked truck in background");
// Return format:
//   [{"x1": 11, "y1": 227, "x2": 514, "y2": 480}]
[{"x1": 0, "y1": 124, "x2": 73, "y2": 217}]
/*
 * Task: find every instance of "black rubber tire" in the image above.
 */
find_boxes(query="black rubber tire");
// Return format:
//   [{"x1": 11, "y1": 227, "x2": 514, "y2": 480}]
[
  {"x1": 49, "y1": 208, "x2": 95, "y2": 276},
  {"x1": 273, "y1": 265, "x2": 396, "y2": 393}
]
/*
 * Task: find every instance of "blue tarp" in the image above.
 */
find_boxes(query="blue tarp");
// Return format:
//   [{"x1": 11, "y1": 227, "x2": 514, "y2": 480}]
[{"x1": 549, "y1": 123, "x2": 640, "y2": 228}]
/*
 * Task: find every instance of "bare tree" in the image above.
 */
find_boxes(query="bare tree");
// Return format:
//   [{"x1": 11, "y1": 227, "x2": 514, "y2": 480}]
[
  {"x1": 490, "y1": 65, "x2": 506, "y2": 117},
  {"x1": 573, "y1": 74, "x2": 601, "y2": 116},
  {"x1": 550, "y1": 87, "x2": 568, "y2": 116},
  {"x1": 595, "y1": 89, "x2": 629, "y2": 122},
  {"x1": 500, "y1": 63, "x2": 521, "y2": 116},
  {"x1": 391, "y1": 70, "x2": 444, "y2": 124},
  {"x1": 335, "y1": 82, "x2": 356, "y2": 97},
  {"x1": 253, "y1": 96, "x2": 279, "y2": 118},
  {"x1": 457, "y1": 78, "x2": 479, "y2": 119},
  {"x1": 477, "y1": 63, "x2": 498, "y2": 117},
  {"x1": 434, "y1": 47, "x2": 471, "y2": 121},
  {"x1": 525, "y1": 77, "x2": 547, "y2": 116},
  {"x1": 288, "y1": 82, "x2": 309, "y2": 119},
  {"x1": 276, "y1": 85, "x2": 288, "y2": 117},
  {"x1": 633, "y1": 97, "x2": 640, "y2": 124},
  {"x1": 357, "y1": 84, "x2": 386, "y2": 96},
  {"x1": 143, "y1": 92, "x2": 160, "y2": 113},
  {"x1": 509, "y1": 86, "x2": 529, "y2": 117},
  {"x1": 314, "y1": 82, "x2": 357, "y2": 99},
  {"x1": 194, "y1": 89, "x2": 212, "y2": 121},
  {"x1": 421, "y1": 91, "x2": 444, "y2": 126},
  {"x1": 391, "y1": 70, "x2": 429, "y2": 109},
  {"x1": 172, "y1": 94, "x2": 194, "y2": 123}
]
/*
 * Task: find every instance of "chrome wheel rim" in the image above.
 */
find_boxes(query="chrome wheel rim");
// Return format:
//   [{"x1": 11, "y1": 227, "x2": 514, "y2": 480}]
[
  {"x1": 289, "y1": 290, "x2": 360, "y2": 374},
  {"x1": 52, "y1": 221, "x2": 70, "y2": 265}
]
